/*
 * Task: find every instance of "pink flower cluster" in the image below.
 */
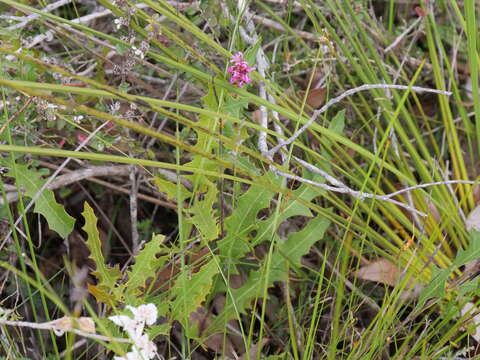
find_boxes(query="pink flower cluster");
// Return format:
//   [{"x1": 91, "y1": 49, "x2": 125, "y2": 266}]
[{"x1": 227, "y1": 52, "x2": 256, "y2": 88}]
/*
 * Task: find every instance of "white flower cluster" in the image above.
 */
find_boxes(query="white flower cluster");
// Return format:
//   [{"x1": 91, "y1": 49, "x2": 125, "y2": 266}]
[
  {"x1": 132, "y1": 46, "x2": 145, "y2": 59},
  {"x1": 114, "y1": 17, "x2": 129, "y2": 30},
  {"x1": 109, "y1": 304, "x2": 158, "y2": 360}
]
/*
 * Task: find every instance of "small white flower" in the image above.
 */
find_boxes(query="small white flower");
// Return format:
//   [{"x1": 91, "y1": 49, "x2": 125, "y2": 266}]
[
  {"x1": 117, "y1": 348, "x2": 154, "y2": 360},
  {"x1": 125, "y1": 351, "x2": 143, "y2": 360},
  {"x1": 114, "y1": 355, "x2": 139, "y2": 360},
  {"x1": 135, "y1": 334, "x2": 157, "y2": 357},
  {"x1": 127, "y1": 304, "x2": 157, "y2": 325},
  {"x1": 132, "y1": 47, "x2": 144, "y2": 59},
  {"x1": 108, "y1": 315, "x2": 140, "y2": 339},
  {"x1": 110, "y1": 304, "x2": 158, "y2": 359},
  {"x1": 125, "y1": 353, "x2": 142, "y2": 360},
  {"x1": 44, "y1": 31, "x2": 54, "y2": 42},
  {"x1": 73, "y1": 115, "x2": 84, "y2": 123},
  {"x1": 114, "y1": 18, "x2": 123, "y2": 30},
  {"x1": 110, "y1": 101, "x2": 121, "y2": 114},
  {"x1": 108, "y1": 314, "x2": 132, "y2": 328}
]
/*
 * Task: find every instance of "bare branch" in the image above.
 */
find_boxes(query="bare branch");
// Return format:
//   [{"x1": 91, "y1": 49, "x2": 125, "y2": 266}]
[
  {"x1": 271, "y1": 167, "x2": 428, "y2": 216},
  {"x1": 0, "y1": 318, "x2": 131, "y2": 343},
  {"x1": 7, "y1": 0, "x2": 72, "y2": 31},
  {"x1": 268, "y1": 84, "x2": 452, "y2": 157},
  {"x1": 275, "y1": 157, "x2": 478, "y2": 217}
]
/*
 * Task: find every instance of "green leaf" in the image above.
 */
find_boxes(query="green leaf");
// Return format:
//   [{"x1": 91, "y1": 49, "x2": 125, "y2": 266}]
[
  {"x1": 221, "y1": 153, "x2": 262, "y2": 176},
  {"x1": 277, "y1": 214, "x2": 330, "y2": 269},
  {"x1": 458, "y1": 276, "x2": 480, "y2": 297},
  {"x1": 82, "y1": 202, "x2": 121, "y2": 293},
  {"x1": 329, "y1": 109, "x2": 346, "y2": 135},
  {"x1": 153, "y1": 176, "x2": 191, "y2": 202},
  {"x1": 187, "y1": 180, "x2": 219, "y2": 241},
  {"x1": 202, "y1": 83, "x2": 219, "y2": 110},
  {"x1": 322, "y1": 109, "x2": 346, "y2": 164},
  {"x1": 147, "y1": 323, "x2": 172, "y2": 338},
  {"x1": 125, "y1": 234, "x2": 167, "y2": 304},
  {"x1": 221, "y1": 96, "x2": 249, "y2": 138},
  {"x1": 244, "y1": 39, "x2": 262, "y2": 67},
  {"x1": 251, "y1": 169, "x2": 325, "y2": 247},
  {"x1": 183, "y1": 85, "x2": 220, "y2": 185},
  {"x1": 210, "y1": 214, "x2": 330, "y2": 332},
  {"x1": 218, "y1": 171, "x2": 281, "y2": 259},
  {"x1": 223, "y1": 95, "x2": 249, "y2": 119},
  {"x1": 5, "y1": 162, "x2": 75, "y2": 238},
  {"x1": 170, "y1": 257, "x2": 219, "y2": 332},
  {"x1": 417, "y1": 266, "x2": 451, "y2": 307},
  {"x1": 453, "y1": 230, "x2": 480, "y2": 267}
]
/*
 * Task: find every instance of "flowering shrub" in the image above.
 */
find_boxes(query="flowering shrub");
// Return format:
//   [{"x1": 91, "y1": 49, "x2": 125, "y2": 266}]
[
  {"x1": 227, "y1": 52, "x2": 256, "y2": 88},
  {"x1": 109, "y1": 304, "x2": 158, "y2": 360}
]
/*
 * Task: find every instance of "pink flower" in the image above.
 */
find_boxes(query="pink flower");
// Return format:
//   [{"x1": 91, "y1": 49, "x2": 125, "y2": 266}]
[
  {"x1": 414, "y1": 6, "x2": 427, "y2": 17},
  {"x1": 77, "y1": 133, "x2": 87, "y2": 143},
  {"x1": 227, "y1": 52, "x2": 256, "y2": 88},
  {"x1": 231, "y1": 52, "x2": 244, "y2": 63}
]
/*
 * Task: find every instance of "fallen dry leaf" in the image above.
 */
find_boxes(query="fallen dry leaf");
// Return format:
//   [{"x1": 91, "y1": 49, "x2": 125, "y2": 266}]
[
  {"x1": 355, "y1": 258, "x2": 401, "y2": 287},
  {"x1": 305, "y1": 87, "x2": 326, "y2": 109},
  {"x1": 355, "y1": 258, "x2": 423, "y2": 300}
]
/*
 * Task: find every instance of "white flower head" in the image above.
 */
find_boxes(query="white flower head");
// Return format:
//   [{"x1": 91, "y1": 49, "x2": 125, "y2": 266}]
[
  {"x1": 114, "y1": 353, "x2": 143, "y2": 360},
  {"x1": 135, "y1": 334, "x2": 157, "y2": 357},
  {"x1": 114, "y1": 18, "x2": 123, "y2": 30},
  {"x1": 108, "y1": 314, "x2": 134, "y2": 328},
  {"x1": 73, "y1": 115, "x2": 84, "y2": 123},
  {"x1": 110, "y1": 101, "x2": 121, "y2": 114},
  {"x1": 110, "y1": 304, "x2": 158, "y2": 359},
  {"x1": 126, "y1": 304, "x2": 157, "y2": 326},
  {"x1": 108, "y1": 314, "x2": 139, "y2": 339},
  {"x1": 115, "y1": 339, "x2": 156, "y2": 360},
  {"x1": 126, "y1": 351, "x2": 144, "y2": 360},
  {"x1": 132, "y1": 47, "x2": 145, "y2": 59}
]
